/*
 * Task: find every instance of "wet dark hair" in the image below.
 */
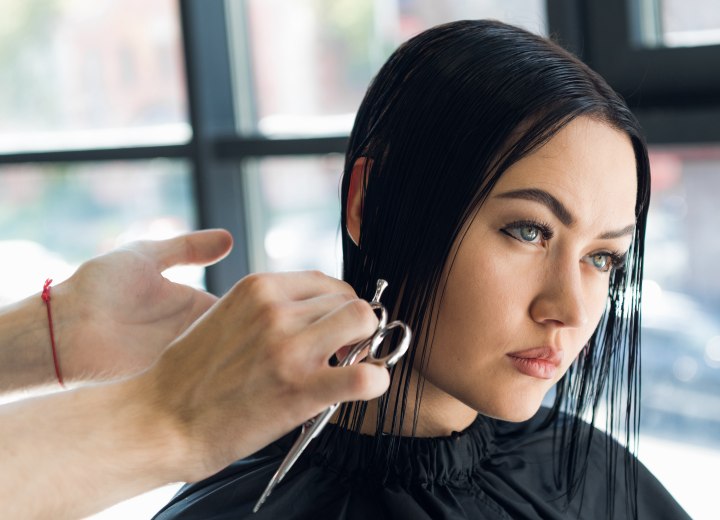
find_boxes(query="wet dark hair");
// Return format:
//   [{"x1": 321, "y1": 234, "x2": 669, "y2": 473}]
[{"x1": 335, "y1": 19, "x2": 648, "y2": 518}]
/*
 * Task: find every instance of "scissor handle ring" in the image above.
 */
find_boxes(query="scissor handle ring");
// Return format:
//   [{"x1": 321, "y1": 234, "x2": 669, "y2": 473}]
[{"x1": 367, "y1": 320, "x2": 412, "y2": 368}]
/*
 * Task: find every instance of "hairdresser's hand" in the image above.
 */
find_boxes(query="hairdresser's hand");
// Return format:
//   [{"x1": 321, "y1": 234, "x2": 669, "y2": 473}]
[
  {"x1": 54, "y1": 229, "x2": 233, "y2": 381},
  {"x1": 136, "y1": 271, "x2": 390, "y2": 482}
]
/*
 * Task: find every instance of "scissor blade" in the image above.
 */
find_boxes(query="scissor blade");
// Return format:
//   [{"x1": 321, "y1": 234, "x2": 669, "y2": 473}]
[
  {"x1": 252, "y1": 404, "x2": 339, "y2": 512},
  {"x1": 253, "y1": 468, "x2": 281, "y2": 512},
  {"x1": 252, "y1": 435, "x2": 309, "y2": 513}
]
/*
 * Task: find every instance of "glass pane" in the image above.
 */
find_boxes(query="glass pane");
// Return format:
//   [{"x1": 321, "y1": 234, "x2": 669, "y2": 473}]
[
  {"x1": 0, "y1": 159, "x2": 199, "y2": 304},
  {"x1": 235, "y1": 0, "x2": 547, "y2": 136},
  {"x1": 637, "y1": 146, "x2": 720, "y2": 519},
  {"x1": 0, "y1": 0, "x2": 189, "y2": 153},
  {"x1": 242, "y1": 154, "x2": 344, "y2": 275},
  {"x1": 633, "y1": 0, "x2": 720, "y2": 48}
]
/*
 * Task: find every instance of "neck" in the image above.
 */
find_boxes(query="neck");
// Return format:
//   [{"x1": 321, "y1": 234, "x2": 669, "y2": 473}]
[{"x1": 346, "y1": 367, "x2": 478, "y2": 437}]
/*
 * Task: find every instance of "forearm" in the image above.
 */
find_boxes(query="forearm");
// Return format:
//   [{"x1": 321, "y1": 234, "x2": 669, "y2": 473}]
[
  {"x1": 0, "y1": 293, "x2": 58, "y2": 392},
  {"x1": 0, "y1": 377, "x2": 186, "y2": 519},
  {"x1": 0, "y1": 269, "x2": 389, "y2": 519}
]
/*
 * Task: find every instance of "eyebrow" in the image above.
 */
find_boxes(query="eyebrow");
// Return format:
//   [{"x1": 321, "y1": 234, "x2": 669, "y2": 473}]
[
  {"x1": 597, "y1": 224, "x2": 636, "y2": 240},
  {"x1": 495, "y1": 188, "x2": 636, "y2": 239}
]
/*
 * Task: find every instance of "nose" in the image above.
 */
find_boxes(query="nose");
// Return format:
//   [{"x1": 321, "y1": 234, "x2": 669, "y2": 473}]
[{"x1": 529, "y1": 259, "x2": 589, "y2": 329}]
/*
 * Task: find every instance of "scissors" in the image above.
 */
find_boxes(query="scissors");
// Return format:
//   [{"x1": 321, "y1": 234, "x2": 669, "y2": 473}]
[{"x1": 253, "y1": 279, "x2": 412, "y2": 513}]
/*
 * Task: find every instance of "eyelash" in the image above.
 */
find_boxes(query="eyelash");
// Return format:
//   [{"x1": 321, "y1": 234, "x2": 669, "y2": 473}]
[
  {"x1": 501, "y1": 219, "x2": 554, "y2": 240},
  {"x1": 499, "y1": 219, "x2": 628, "y2": 273}
]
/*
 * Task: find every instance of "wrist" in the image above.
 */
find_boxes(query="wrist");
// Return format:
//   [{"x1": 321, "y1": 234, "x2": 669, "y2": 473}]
[
  {"x1": 112, "y1": 373, "x2": 193, "y2": 485},
  {"x1": 0, "y1": 291, "x2": 61, "y2": 391},
  {"x1": 49, "y1": 277, "x2": 86, "y2": 381}
]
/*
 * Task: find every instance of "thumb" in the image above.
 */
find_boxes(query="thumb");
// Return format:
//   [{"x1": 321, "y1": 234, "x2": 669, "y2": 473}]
[{"x1": 144, "y1": 229, "x2": 234, "y2": 271}]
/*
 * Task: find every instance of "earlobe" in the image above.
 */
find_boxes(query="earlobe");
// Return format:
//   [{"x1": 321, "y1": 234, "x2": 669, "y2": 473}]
[{"x1": 346, "y1": 157, "x2": 371, "y2": 246}]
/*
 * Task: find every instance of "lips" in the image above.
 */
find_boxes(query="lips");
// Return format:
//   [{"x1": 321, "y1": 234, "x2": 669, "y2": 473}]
[{"x1": 506, "y1": 346, "x2": 564, "y2": 380}]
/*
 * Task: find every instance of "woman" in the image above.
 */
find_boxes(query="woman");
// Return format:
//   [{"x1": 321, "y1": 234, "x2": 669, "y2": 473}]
[{"x1": 154, "y1": 20, "x2": 690, "y2": 519}]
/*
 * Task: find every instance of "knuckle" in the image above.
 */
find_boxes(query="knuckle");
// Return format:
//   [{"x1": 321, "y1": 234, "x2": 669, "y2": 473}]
[
  {"x1": 236, "y1": 273, "x2": 274, "y2": 300},
  {"x1": 307, "y1": 269, "x2": 326, "y2": 280},
  {"x1": 337, "y1": 279, "x2": 357, "y2": 296},
  {"x1": 306, "y1": 270, "x2": 355, "y2": 297},
  {"x1": 300, "y1": 270, "x2": 327, "y2": 287},
  {"x1": 347, "y1": 299, "x2": 377, "y2": 330}
]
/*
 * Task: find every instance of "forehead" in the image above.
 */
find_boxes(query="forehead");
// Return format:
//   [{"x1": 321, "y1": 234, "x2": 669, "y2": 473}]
[{"x1": 492, "y1": 117, "x2": 638, "y2": 226}]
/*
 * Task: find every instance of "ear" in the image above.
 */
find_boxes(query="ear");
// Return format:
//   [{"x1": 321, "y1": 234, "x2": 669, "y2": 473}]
[{"x1": 345, "y1": 157, "x2": 371, "y2": 246}]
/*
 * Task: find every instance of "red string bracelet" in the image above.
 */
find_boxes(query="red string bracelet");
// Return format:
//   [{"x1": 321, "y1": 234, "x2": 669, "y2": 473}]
[{"x1": 41, "y1": 279, "x2": 65, "y2": 388}]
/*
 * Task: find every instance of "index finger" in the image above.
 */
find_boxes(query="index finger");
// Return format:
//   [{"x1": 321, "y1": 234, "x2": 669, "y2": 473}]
[
  {"x1": 293, "y1": 297, "x2": 379, "y2": 362},
  {"x1": 245, "y1": 271, "x2": 358, "y2": 302}
]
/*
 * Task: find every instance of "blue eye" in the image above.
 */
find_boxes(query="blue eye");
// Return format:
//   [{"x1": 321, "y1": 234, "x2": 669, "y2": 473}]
[
  {"x1": 519, "y1": 226, "x2": 539, "y2": 242},
  {"x1": 584, "y1": 251, "x2": 627, "y2": 273},
  {"x1": 590, "y1": 254, "x2": 609, "y2": 271},
  {"x1": 501, "y1": 220, "x2": 553, "y2": 244}
]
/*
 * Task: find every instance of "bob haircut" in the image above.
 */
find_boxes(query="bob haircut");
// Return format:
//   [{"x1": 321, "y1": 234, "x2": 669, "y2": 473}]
[{"x1": 334, "y1": 19, "x2": 649, "y2": 517}]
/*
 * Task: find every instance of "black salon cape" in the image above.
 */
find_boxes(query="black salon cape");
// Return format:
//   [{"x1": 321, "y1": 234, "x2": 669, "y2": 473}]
[{"x1": 153, "y1": 408, "x2": 690, "y2": 520}]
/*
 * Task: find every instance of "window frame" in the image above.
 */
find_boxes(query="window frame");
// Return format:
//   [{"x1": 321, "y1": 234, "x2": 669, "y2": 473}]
[
  {"x1": 3, "y1": 0, "x2": 720, "y2": 293},
  {"x1": 548, "y1": 0, "x2": 720, "y2": 143}
]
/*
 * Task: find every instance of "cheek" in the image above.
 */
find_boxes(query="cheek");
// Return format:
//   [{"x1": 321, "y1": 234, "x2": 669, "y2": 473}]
[{"x1": 426, "y1": 235, "x2": 530, "y2": 368}]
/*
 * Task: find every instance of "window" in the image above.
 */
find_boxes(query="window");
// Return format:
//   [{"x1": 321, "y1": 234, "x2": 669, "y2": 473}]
[
  {"x1": 0, "y1": 161, "x2": 197, "y2": 304},
  {"x1": 0, "y1": 0, "x2": 196, "y2": 298},
  {"x1": 4, "y1": 0, "x2": 718, "y2": 518},
  {"x1": 241, "y1": 155, "x2": 345, "y2": 275},
  {"x1": 0, "y1": 0, "x2": 189, "y2": 152},
  {"x1": 231, "y1": 0, "x2": 548, "y2": 273},
  {"x1": 572, "y1": 0, "x2": 720, "y2": 112},
  {"x1": 637, "y1": 147, "x2": 720, "y2": 517},
  {"x1": 228, "y1": 0, "x2": 548, "y2": 276},
  {"x1": 1, "y1": 2, "x2": 195, "y2": 515},
  {"x1": 237, "y1": 0, "x2": 546, "y2": 137},
  {"x1": 632, "y1": 0, "x2": 720, "y2": 48}
]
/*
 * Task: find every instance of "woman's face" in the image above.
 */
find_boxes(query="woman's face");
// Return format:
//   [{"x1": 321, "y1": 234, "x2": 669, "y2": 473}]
[{"x1": 419, "y1": 116, "x2": 638, "y2": 429}]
